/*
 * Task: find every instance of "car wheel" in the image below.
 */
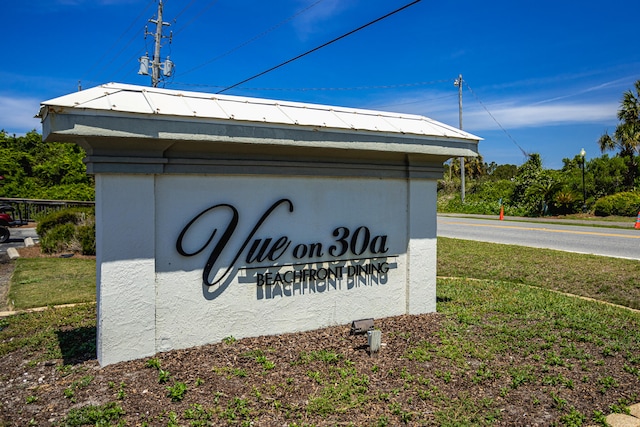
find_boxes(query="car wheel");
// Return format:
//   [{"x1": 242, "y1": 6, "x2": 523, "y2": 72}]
[
  {"x1": 0, "y1": 227, "x2": 10, "y2": 243},
  {"x1": 0, "y1": 227, "x2": 9, "y2": 243}
]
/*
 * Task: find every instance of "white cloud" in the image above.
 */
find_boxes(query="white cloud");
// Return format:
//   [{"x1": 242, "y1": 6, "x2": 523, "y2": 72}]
[
  {"x1": 292, "y1": 0, "x2": 350, "y2": 40},
  {"x1": 460, "y1": 101, "x2": 619, "y2": 131},
  {"x1": 0, "y1": 96, "x2": 42, "y2": 135},
  {"x1": 369, "y1": 88, "x2": 621, "y2": 133}
]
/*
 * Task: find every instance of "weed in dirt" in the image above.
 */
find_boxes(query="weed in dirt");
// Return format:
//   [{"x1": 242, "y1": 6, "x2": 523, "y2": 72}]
[
  {"x1": 183, "y1": 403, "x2": 211, "y2": 424},
  {"x1": 158, "y1": 369, "x2": 171, "y2": 384},
  {"x1": 597, "y1": 375, "x2": 618, "y2": 394},
  {"x1": 559, "y1": 406, "x2": 586, "y2": 426},
  {"x1": 222, "y1": 397, "x2": 252, "y2": 424},
  {"x1": 116, "y1": 382, "x2": 126, "y2": 400},
  {"x1": 242, "y1": 348, "x2": 276, "y2": 370},
  {"x1": 145, "y1": 357, "x2": 161, "y2": 370},
  {"x1": 222, "y1": 335, "x2": 236, "y2": 344},
  {"x1": 63, "y1": 375, "x2": 93, "y2": 402},
  {"x1": 60, "y1": 402, "x2": 124, "y2": 426},
  {"x1": 165, "y1": 381, "x2": 187, "y2": 402}
]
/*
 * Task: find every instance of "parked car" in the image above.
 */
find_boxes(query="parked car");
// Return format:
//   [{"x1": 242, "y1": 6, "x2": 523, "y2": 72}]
[{"x1": 0, "y1": 204, "x2": 28, "y2": 243}]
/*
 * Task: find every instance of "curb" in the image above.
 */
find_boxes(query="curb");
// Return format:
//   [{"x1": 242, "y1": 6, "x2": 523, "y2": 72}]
[
  {"x1": 0, "y1": 302, "x2": 95, "y2": 318},
  {"x1": 6, "y1": 247, "x2": 19, "y2": 260}
]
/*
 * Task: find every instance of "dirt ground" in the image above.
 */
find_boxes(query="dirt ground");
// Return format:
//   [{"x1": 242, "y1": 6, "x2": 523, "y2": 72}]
[{"x1": 0, "y1": 248, "x2": 638, "y2": 426}]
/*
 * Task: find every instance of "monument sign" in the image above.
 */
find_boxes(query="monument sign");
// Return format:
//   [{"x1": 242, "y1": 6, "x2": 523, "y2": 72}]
[{"x1": 39, "y1": 83, "x2": 480, "y2": 366}]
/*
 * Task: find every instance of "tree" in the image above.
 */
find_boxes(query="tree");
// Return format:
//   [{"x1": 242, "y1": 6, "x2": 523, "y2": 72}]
[
  {"x1": 598, "y1": 80, "x2": 640, "y2": 189},
  {"x1": 511, "y1": 153, "x2": 565, "y2": 216},
  {"x1": 488, "y1": 163, "x2": 518, "y2": 180},
  {"x1": 0, "y1": 130, "x2": 94, "y2": 200}
]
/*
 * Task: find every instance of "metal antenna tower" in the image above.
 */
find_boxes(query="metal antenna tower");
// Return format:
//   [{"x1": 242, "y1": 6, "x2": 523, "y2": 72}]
[{"x1": 138, "y1": 0, "x2": 174, "y2": 87}]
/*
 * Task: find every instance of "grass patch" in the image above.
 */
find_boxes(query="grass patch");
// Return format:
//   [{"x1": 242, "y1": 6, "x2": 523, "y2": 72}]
[
  {"x1": 60, "y1": 401, "x2": 124, "y2": 426},
  {"x1": 8, "y1": 258, "x2": 95, "y2": 310},
  {"x1": 2, "y1": 237, "x2": 639, "y2": 425},
  {"x1": 0, "y1": 304, "x2": 96, "y2": 363},
  {"x1": 8, "y1": 236, "x2": 638, "y2": 312},
  {"x1": 437, "y1": 237, "x2": 640, "y2": 310}
]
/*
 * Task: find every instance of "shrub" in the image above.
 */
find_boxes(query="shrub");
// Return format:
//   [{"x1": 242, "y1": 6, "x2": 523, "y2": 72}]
[
  {"x1": 37, "y1": 207, "x2": 96, "y2": 255},
  {"x1": 593, "y1": 192, "x2": 640, "y2": 217},
  {"x1": 40, "y1": 223, "x2": 76, "y2": 254},
  {"x1": 77, "y1": 223, "x2": 96, "y2": 255},
  {"x1": 36, "y1": 207, "x2": 91, "y2": 236}
]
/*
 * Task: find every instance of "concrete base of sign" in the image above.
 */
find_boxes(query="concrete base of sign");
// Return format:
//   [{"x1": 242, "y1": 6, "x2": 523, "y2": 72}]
[{"x1": 38, "y1": 83, "x2": 480, "y2": 366}]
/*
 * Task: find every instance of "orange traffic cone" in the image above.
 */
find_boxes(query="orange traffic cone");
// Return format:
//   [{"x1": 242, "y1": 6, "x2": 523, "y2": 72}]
[
  {"x1": 499, "y1": 205, "x2": 504, "y2": 221},
  {"x1": 635, "y1": 211, "x2": 640, "y2": 230}
]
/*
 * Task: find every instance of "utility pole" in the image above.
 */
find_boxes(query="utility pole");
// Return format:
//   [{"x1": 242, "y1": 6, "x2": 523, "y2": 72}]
[
  {"x1": 454, "y1": 74, "x2": 465, "y2": 203},
  {"x1": 138, "y1": 0, "x2": 174, "y2": 87}
]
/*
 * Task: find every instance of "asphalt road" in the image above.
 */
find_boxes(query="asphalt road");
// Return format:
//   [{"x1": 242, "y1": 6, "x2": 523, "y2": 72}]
[
  {"x1": 0, "y1": 227, "x2": 39, "y2": 255},
  {"x1": 3, "y1": 218, "x2": 639, "y2": 260},
  {"x1": 438, "y1": 215, "x2": 640, "y2": 260}
]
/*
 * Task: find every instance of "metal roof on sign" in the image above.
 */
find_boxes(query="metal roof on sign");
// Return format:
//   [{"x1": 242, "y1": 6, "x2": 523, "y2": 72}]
[{"x1": 39, "y1": 82, "x2": 481, "y2": 142}]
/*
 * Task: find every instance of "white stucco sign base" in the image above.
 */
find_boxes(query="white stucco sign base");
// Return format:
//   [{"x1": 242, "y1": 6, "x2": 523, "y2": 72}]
[{"x1": 39, "y1": 83, "x2": 480, "y2": 366}]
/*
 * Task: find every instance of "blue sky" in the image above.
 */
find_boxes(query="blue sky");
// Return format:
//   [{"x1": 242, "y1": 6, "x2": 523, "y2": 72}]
[{"x1": 2, "y1": 0, "x2": 639, "y2": 168}]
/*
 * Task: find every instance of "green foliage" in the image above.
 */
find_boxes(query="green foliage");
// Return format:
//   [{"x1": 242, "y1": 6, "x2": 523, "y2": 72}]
[
  {"x1": 242, "y1": 349, "x2": 276, "y2": 370},
  {"x1": 77, "y1": 223, "x2": 96, "y2": 255},
  {"x1": 511, "y1": 154, "x2": 556, "y2": 216},
  {"x1": 559, "y1": 407, "x2": 586, "y2": 426},
  {"x1": 439, "y1": 151, "x2": 639, "y2": 216},
  {"x1": 60, "y1": 402, "x2": 124, "y2": 426},
  {"x1": 146, "y1": 357, "x2": 161, "y2": 370},
  {"x1": 593, "y1": 191, "x2": 640, "y2": 216},
  {"x1": 36, "y1": 207, "x2": 96, "y2": 255},
  {"x1": 166, "y1": 381, "x2": 188, "y2": 401},
  {"x1": 598, "y1": 80, "x2": 640, "y2": 189},
  {"x1": 40, "y1": 223, "x2": 76, "y2": 254},
  {"x1": 222, "y1": 397, "x2": 252, "y2": 423},
  {"x1": 158, "y1": 369, "x2": 171, "y2": 383},
  {"x1": 36, "y1": 208, "x2": 86, "y2": 235},
  {"x1": 487, "y1": 163, "x2": 518, "y2": 180},
  {"x1": 0, "y1": 130, "x2": 94, "y2": 200},
  {"x1": 585, "y1": 155, "x2": 629, "y2": 199},
  {"x1": 438, "y1": 178, "x2": 524, "y2": 216}
]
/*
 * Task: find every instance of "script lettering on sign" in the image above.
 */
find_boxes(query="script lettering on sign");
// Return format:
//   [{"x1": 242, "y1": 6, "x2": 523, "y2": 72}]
[{"x1": 176, "y1": 198, "x2": 395, "y2": 299}]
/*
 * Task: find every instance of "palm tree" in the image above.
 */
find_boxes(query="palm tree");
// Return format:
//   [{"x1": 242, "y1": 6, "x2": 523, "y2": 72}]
[{"x1": 598, "y1": 80, "x2": 640, "y2": 189}]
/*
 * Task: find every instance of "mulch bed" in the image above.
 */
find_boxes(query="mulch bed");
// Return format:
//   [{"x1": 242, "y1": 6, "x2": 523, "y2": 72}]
[{"x1": 0, "y1": 247, "x2": 638, "y2": 426}]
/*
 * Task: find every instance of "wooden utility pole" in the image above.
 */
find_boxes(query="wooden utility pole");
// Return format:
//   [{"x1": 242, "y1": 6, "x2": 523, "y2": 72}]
[
  {"x1": 138, "y1": 1, "x2": 173, "y2": 87},
  {"x1": 454, "y1": 74, "x2": 465, "y2": 203}
]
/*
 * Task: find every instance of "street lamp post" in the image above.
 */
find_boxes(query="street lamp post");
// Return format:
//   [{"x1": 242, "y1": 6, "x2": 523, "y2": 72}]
[{"x1": 580, "y1": 148, "x2": 586, "y2": 212}]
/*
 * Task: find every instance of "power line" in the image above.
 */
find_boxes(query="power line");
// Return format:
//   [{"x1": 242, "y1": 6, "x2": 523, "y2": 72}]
[
  {"x1": 464, "y1": 82, "x2": 529, "y2": 157},
  {"x1": 372, "y1": 92, "x2": 457, "y2": 110},
  {"x1": 178, "y1": 0, "x2": 327, "y2": 78},
  {"x1": 81, "y1": 0, "x2": 154, "y2": 82},
  {"x1": 171, "y1": 79, "x2": 450, "y2": 92},
  {"x1": 216, "y1": 0, "x2": 422, "y2": 94},
  {"x1": 173, "y1": 0, "x2": 221, "y2": 36},
  {"x1": 174, "y1": 0, "x2": 198, "y2": 21}
]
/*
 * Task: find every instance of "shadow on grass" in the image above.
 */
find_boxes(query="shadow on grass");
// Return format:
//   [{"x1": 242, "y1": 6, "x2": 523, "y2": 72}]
[{"x1": 56, "y1": 326, "x2": 96, "y2": 365}]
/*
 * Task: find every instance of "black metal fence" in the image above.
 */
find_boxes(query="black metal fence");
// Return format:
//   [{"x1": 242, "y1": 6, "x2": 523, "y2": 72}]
[{"x1": 0, "y1": 198, "x2": 95, "y2": 223}]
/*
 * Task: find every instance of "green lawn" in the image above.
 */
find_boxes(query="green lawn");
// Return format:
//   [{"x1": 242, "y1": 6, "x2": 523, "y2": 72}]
[
  {"x1": 8, "y1": 258, "x2": 96, "y2": 310},
  {"x1": 437, "y1": 237, "x2": 640, "y2": 310},
  {"x1": 6, "y1": 238, "x2": 640, "y2": 311},
  {"x1": 1, "y1": 239, "x2": 639, "y2": 426}
]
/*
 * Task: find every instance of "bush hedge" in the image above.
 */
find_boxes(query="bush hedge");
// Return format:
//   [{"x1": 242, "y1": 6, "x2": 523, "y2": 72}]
[
  {"x1": 593, "y1": 192, "x2": 640, "y2": 217},
  {"x1": 37, "y1": 207, "x2": 96, "y2": 255}
]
